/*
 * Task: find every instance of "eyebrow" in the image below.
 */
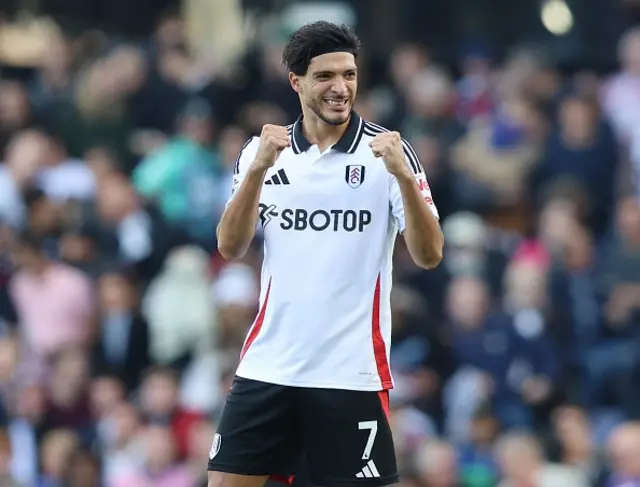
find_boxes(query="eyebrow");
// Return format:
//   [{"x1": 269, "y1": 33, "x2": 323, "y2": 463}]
[{"x1": 313, "y1": 69, "x2": 357, "y2": 76}]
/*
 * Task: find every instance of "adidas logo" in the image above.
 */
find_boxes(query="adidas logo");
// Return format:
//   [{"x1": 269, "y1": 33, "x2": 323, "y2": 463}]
[
  {"x1": 355, "y1": 460, "x2": 380, "y2": 479},
  {"x1": 265, "y1": 169, "x2": 290, "y2": 185}
]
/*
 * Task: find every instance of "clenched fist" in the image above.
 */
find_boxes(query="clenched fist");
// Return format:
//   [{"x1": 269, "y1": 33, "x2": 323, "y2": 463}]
[
  {"x1": 252, "y1": 125, "x2": 291, "y2": 170},
  {"x1": 369, "y1": 131, "x2": 410, "y2": 178}
]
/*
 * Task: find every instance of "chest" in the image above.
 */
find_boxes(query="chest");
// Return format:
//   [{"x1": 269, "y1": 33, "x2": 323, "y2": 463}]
[{"x1": 260, "y1": 150, "x2": 389, "y2": 209}]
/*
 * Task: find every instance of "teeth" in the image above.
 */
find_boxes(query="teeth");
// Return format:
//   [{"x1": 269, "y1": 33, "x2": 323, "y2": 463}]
[{"x1": 326, "y1": 99, "x2": 345, "y2": 106}]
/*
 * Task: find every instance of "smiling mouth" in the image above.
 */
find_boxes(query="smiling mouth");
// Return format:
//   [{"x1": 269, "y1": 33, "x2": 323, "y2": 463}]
[{"x1": 324, "y1": 98, "x2": 349, "y2": 108}]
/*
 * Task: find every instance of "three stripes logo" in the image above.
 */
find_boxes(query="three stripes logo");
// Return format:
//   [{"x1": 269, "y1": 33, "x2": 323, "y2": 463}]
[
  {"x1": 265, "y1": 169, "x2": 290, "y2": 185},
  {"x1": 356, "y1": 460, "x2": 380, "y2": 479}
]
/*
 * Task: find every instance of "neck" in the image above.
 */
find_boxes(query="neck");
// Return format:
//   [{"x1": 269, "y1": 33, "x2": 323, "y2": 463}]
[
  {"x1": 28, "y1": 260, "x2": 50, "y2": 276},
  {"x1": 301, "y1": 107, "x2": 350, "y2": 152},
  {"x1": 561, "y1": 130, "x2": 593, "y2": 149}
]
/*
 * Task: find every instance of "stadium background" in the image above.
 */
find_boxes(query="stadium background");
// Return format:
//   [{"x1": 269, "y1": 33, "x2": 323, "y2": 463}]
[{"x1": 0, "y1": 0, "x2": 640, "y2": 486}]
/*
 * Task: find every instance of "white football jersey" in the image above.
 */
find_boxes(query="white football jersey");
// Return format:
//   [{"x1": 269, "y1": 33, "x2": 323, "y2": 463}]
[{"x1": 227, "y1": 112, "x2": 439, "y2": 391}]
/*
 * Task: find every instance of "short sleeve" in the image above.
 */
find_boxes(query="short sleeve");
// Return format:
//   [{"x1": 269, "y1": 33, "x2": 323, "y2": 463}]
[
  {"x1": 389, "y1": 138, "x2": 439, "y2": 233},
  {"x1": 226, "y1": 137, "x2": 259, "y2": 207}
]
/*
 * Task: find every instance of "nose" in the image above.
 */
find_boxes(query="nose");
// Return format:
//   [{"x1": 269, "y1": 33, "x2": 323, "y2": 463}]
[{"x1": 331, "y1": 77, "x2": 348, "y2": 95}]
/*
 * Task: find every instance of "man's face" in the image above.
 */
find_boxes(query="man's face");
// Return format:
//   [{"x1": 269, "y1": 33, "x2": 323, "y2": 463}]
[
  {"x1": 13, "y1": 245, "x2": 43, "y2": 272},
  {"x1": 292, "y1": 52, "x2": 357, "y2": 126}
]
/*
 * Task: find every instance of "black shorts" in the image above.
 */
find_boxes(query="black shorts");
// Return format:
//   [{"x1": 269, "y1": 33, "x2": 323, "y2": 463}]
[{"x1": 208, "y1": 377, "x2": 398, "y2": 487}]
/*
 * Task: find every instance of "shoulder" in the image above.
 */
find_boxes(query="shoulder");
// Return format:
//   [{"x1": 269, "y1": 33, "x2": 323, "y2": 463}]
[
  {"x1": 539, "y1": 464, "x2": 587, "y2": 486},
  {"x1": 361, "y1": 120, "x2": 396, "y2": 135},
  {"x1": 56, "y1": 263, "x2": 93, "y2": 281},
  {"x1": 0, "y1": 165, "x2": 11, "y2": 183},
  {"x1": 233, "y1": 136, "x2": 261, "y2": 175},
  {"x1": 8, "y1": 271, "x2": 27, "y2": 292},
  {"x1": 361, "y1": 120, "x2": 423, "y2": 175}
]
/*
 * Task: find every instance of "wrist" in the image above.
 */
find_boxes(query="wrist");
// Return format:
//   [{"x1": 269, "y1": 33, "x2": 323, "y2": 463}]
[
  {"x1": 393, "y1": 170, "x2": 414, "y2": 184},
  {"x1": 247, "y1": 164, "x2": 270, "y2": 179}
]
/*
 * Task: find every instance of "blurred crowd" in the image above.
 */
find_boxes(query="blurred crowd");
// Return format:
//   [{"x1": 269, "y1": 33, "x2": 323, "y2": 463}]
[{"x1": 1, "y1": 5, "x2": 640, "y2": 487}]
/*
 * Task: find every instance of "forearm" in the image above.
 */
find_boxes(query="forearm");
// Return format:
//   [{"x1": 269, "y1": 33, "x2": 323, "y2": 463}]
[
  {"x1": 396, "y1": 173, "x2": 443, "y2": 269},
  {"x1": 216, "y1": 166, "x2": 268, "y2": 260}
]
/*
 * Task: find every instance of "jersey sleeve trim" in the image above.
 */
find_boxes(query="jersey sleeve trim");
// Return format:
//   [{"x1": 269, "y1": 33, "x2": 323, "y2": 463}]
[{"x1": 234, "y1": 137, "x2": 255, "y2": 175}]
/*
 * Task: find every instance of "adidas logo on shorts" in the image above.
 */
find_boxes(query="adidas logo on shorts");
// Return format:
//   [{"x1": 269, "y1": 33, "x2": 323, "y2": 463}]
[{"x1": 355, "y1": 460, "x2": 380, "y2": 478}]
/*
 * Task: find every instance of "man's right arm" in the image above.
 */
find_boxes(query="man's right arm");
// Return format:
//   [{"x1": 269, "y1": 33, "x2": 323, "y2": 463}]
[
  {"x1": 217, "y1": 126, "x2": 291, "y2": 260},
  {"x1": 216, "y1": 137, "x2": 262, "y2": 260}
]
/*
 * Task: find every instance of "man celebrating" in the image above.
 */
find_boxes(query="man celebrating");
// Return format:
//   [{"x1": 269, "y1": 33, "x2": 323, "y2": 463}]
[{"x1": 210, "y1": 21, "x2": 443, "y2": 487}]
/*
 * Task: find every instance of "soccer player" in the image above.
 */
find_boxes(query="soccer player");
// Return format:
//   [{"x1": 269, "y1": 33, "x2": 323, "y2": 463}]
[{"x1": 210, "y1": 21, "x2": 443, "y2": 487}]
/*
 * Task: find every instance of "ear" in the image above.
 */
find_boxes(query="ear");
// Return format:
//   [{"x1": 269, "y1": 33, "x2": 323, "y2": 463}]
[{"x1": 289, "y1": 72, "x2": 302, "y2": 93}]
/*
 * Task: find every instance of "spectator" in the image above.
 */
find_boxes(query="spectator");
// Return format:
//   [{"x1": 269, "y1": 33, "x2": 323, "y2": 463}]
[
  {"x1": 441, "y1": 212, "x2": 509, "y2": 300},
  {"x1": 45, "y1": 52, "x2": 141, "y2": 172},
  {"x1": 215, "y1": 125, "x2": 249, "y2": 215},
  {"x1": 0, "y1": 429, "x2": 20, "y2": 486},
  {"x1": 379, "y1": 43, "x2": 431, "y2": 130},
  {"x1": 185, "y1": 418, "x2": 216, "y2": 487},
  {"x1": 138, "y1": 366, "x2": 204, "y2": 460},
  {"x1": 61, "y1": 448, "x2": 102, "y2": 487},
  {"x1": 0, "y1": 82, "x2": 36, "y2": 154},
  {"x1": 37, "y1": 428, "x2": 80, "y2": 487},
  {"x1": 0, "y1": 221, "x2": 18, "y2": 327},
  {"x1": 101, "y1": 402, "x2": 146, "y2": 486},
  {"x1": 133, "y1": 97, "x2": 223, "y2": 250},
  {"x1": 606, "y1": 422, "x2": 640, "y2": 487},
  {"x1": 212, "y1": 261, "x2": 258, "y2": 350},
  {"x1": 10, "y1": 231, "x2": 95, "y2": 360},
  {"x1": 548, "y1": 406, "x2": 606, "y2": 486},
  {"x1": 456, "y1": 405, "x2": 500, "y2": 487},
  {"x1": 450, "y1": 94, "x2": 542, "y2": 211},
  {"x1": 587, "y1": 197, "x2": 640, "y2": 412},
  {"x1": 546, "y1": 220, "x2": 600, "y2": 385},
  {"x1": 414, "y1": 440, "x2": 459, "y2": 487},
  {"x1": 532, "y1": 94, "x2": 619, "y2": 237},
  {"x1": 91, "y1": 272, "x2": 151, "y2": 392},
  {"x1": 90, "y1": 374, "x2": 126, "y2": 447},
  {"x1": 495, "y1": 431, "x2": 588, "y2": 487},
  {"x1": 43, "y1": 347, "x2": 93, "y2": 437},
  {"x1": 0, "y1": 130, "x2": 48, "y2": 229},
  {"x1": 22, "y1": 188, "x2": 62, "y2": 253},
  {"x1": 455, "y1": 43, "x2": 494, "y2": 124},
  {"x1": 601, "y1": 27, "x2": 640, "y2": 146},
  {"x1": 402, "y1": 67, "x2": 464, "y2": 153},
  {"x1": 94, "y1": 173, "x2": 186, "y2": 283},
  {"x1": 36, "y1": 133, "x2": 96, "y2": 203},
  {"x1": 447, "y1": 275, "x2": 556, "y2": 430},
  {"x1": 389, "y1": 285, "x2": 454, "y2": 428},
  {"x1": 142, "y1": 246, "x2": 216, "y2": 369},
  {"x1": 27, "y1": 35, "x2": 76, "y2": 119},
  {"x1": 9, "y1": 385, "x2": 49, "y2": 486},
  {"x1": 113, "y1": 425, "x2": 196, "y2": 487},
  {"x1": 390, "y1": 400, "x2": 437, "y2": 473}
]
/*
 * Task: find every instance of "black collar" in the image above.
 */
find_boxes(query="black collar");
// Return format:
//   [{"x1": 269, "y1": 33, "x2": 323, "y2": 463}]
[{"x1": 291, "y1": 111, "x2": 365, "y2": 154}]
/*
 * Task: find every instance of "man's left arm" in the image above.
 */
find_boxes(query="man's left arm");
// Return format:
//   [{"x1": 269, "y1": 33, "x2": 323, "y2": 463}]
[{"x1": 370, "y1": 131, "x2": 444, "y2": 269}]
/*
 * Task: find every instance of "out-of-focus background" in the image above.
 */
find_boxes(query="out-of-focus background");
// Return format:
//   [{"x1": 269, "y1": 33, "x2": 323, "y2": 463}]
[{"x1": 0, "y1": 0, "x2": 639, "y2": 486}]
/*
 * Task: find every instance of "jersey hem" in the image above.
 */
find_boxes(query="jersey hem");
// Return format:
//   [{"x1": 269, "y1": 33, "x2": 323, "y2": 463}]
[
  {"x1": 208, "y1": 462, "x2": 289, "y2": 478},
  {"x1": 319, "y1": 473, "x2": 400, "y2": 487},
  {"x1": 235, "y1": 371, "x2": 394, "y2": 391}
]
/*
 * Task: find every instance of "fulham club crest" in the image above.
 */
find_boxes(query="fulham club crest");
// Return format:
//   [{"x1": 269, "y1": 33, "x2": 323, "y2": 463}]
[
  {"x1": 209, "y1": 433, "x2": 221, "y2": 460},
  {"x1": 345, "y1": 165, "x2": 365, "y2": 188}
]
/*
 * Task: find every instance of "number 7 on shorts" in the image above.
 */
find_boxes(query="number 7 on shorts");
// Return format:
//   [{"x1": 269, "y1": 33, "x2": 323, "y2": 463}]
[{"x1": 358, "y1": 420, "x2": 378, "y2": 460}]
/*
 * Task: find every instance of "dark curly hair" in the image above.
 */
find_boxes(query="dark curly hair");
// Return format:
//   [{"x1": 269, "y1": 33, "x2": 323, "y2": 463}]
[{"x1": 282, "y1": 21, "x2": 361, "y2": 76}]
